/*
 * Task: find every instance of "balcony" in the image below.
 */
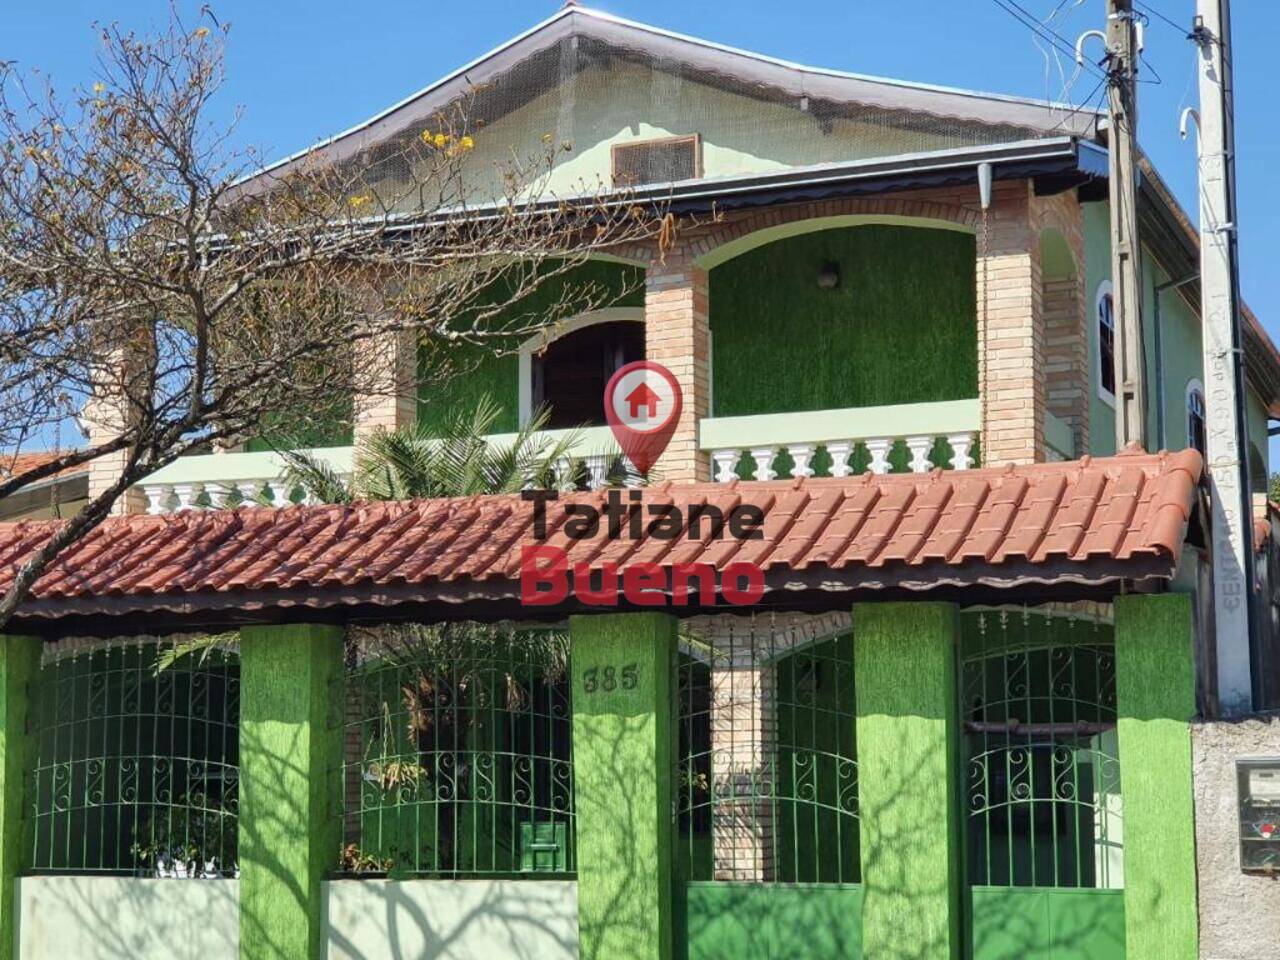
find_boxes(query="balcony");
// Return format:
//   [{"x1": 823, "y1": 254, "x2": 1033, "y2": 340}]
[
  {"x1": 132, "y1": 400, "x2": 1039, "y2": 514},
  {"x1": 136, "y1": 427, "x2": 626, "y2": 515},
  {"x1": 701, "y1": 399, "x2": 981, "y2": 482}
]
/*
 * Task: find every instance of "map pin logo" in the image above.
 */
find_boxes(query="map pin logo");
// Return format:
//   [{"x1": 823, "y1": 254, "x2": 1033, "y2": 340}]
[{"x1": 604, "y1": 360, "x2": 683, "y2": 477}]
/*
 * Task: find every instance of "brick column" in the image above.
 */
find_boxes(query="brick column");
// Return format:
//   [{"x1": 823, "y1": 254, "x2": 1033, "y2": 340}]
[
  {"x1": 645, "y1": 259, "x2": 710, "y2": 483},
  {"x1": 352, "y1": 329, "x2": 417, "y2": 442},
  {"x1": 710, "y1": 649, "x2": 776, "y2": 881},
  {"x1": 82, "y1": 347, "x2": 146, "y2": 515},
  {"x1": 1038, "y1": 193, "x2": 1089, "y2": 456},
  {"x1": 977, "y1": 183, "x2": 1047, "y2": 466}
]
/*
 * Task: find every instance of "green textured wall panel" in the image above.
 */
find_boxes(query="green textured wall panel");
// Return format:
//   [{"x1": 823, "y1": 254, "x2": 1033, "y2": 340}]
[
  {"x1": 968, "y1": 887, "x2": 1125, "y2": 960},
  {"x1": 684, "y1": 882, "x2": 862, "y2": 960},
  {"x1": 418, "y1": 260, "x2": 644, "y2": 434},
  {"x1": 854, "y1": 602, "x2": 961, "y2": 960},
  {"x1": 570, "y1": 613, "x2": 674, "y2": 960},
  {"x1": 0, "y1": 635, "x2": 38, "y2": 960},
  {"x1": 709, "y1": 226, "x2": 977, "y2": 417},
  {"x1": 1114, "y1": 594, "x2": 1198, "y2": 960},
  {"x1": 238, "y1": 623, "x2": 343, "y2": 960}
]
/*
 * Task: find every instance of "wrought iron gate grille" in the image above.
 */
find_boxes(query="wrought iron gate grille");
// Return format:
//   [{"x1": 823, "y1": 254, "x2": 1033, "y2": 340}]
[
  {"x1": 675, "y1": 613, "x2": 859, "y2": 884},
  {"x1": 338, "y1": 623, "x2": 574, "y2": 877},
  {"x1": 29, "y1": 635, "x2": 239, "y2": 875},
  {"x1": 961, "y1": 608, "x2": 1123, "y2": 889}
]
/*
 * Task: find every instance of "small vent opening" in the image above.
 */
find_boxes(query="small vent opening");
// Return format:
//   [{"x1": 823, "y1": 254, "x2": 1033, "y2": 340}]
[{"x1": 611, "y1": 135, "x2": 702, "y2": 187}]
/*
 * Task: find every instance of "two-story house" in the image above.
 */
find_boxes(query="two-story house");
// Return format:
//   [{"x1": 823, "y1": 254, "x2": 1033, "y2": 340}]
[{"x1": 3, "y1": 8, "x2": 1279, "y2": 960}]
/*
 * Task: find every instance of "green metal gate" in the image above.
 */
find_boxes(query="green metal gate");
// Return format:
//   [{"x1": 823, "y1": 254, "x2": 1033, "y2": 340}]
[
  {"x1": 674, "y1": 614, "x2": 861, "y2": 960},
  {"x1": 28, "y1": 635, "x2": 239, "y2": 875},
  {"x1": 336, "y1": 622, "x2": 575, "y2": 876},
  {"x1": 960, "y1": 608, "x2": 1125, "y2": 960}
]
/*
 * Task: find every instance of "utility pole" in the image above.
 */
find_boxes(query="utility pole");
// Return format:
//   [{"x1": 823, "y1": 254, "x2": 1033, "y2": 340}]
[
  {"x1": 1193, "y1": 0, "x2": 1256, "y2": 715},
  {"x1": 1105, "y1": 0, "x2": 1147, "y2": 451}
]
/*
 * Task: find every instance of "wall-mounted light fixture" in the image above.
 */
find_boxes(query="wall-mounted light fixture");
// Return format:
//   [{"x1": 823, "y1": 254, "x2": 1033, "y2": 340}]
[{"x1": 817, "y1": 261, "x2": 841, "y2": 290}]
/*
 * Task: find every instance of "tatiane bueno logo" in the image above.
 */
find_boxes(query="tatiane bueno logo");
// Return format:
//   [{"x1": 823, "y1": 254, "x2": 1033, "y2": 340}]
[{"x1": 520, "y1": 360, "x2": 765, "y2": 608}]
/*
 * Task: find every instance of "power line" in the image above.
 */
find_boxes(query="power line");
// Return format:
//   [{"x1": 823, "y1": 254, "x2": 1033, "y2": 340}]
[
  {"x1": 989, "y1": 0, "x2": 1109, "y2": 81},
  {"x1": 1133, "y1": 0, "x2": 1187, "y2": 35}
]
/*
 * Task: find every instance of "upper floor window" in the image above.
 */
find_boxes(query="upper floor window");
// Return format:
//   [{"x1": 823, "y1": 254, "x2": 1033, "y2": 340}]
[
  {"x1": 1096, "y1": 280, "x2": 1116, "y2": 405},
  {"x1": 521, "y1": 309, "x2": 645, "y2": 428},
  {"x1": 1187, "y1": 380, "x2": 1207, "y2": 456}
]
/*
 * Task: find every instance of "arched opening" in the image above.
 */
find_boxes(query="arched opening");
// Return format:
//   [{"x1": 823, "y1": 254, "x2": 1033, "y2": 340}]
[
  {"x1": 1039, "y1": 227, "x2": 1085, "y2": 452},
  {"x1": 518, "y1": 307, "x2": 645, "y2": 427},
  {"x1": 706, "y1": 223, "x2": 977, "y2": 419}
]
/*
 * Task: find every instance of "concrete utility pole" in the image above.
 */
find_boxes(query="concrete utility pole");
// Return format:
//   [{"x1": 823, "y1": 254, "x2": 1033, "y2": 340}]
[
  {"x1": 1193, "y1": 0, "x2": 1256, "y2": 715},
  {"x1": 1105, "y1": 0, "x2": 1147, "y2": 451}
]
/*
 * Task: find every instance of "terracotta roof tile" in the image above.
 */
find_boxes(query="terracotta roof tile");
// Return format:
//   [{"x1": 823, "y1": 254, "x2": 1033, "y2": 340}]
[{"x1": 0, "y1": 448, "x2": 1203, "y2": 623}]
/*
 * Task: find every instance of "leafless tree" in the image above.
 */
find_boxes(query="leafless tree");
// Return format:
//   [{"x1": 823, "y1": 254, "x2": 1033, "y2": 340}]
[{"x1": 0, "y1": 9, "x2": 674, "y2": 623}]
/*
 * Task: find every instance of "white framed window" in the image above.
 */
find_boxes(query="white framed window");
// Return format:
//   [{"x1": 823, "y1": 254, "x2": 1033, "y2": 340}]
[
  {"x1": 1187, "y1": 379, "x2": 1207, "y2": 456},
  {"x1": 1095, "y1": 280, "x2": 1116, "y2": 407}
]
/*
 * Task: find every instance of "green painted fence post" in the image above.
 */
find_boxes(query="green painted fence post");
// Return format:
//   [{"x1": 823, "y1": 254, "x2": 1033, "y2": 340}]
[
  {"x1": 854, "y1": 602, "x2": 961, "y2": 960},
  {"x1": 1114, "y1": 593, "x2": 1199, "y2": 960},
  {"x1": 0, "y1": 635, "x2": 38, "y2": 960},
  {"x1": 238, "y1": 623, "x2": 343, "y2": 960},
  {"x1": 569, "y1": 612, "x2": 676, "y2": 960}
]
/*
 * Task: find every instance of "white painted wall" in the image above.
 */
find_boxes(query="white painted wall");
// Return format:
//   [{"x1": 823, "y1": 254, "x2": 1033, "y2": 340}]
[
  {"x1": 325, "y1": 878, "x2": 579, "y2": 960},
  {"x1": 17, "y1": 876, "x2": 237, "y2": 960}
]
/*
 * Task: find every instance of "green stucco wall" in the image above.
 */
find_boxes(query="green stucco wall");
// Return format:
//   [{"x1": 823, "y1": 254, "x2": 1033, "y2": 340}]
[
  {"x1": 684, "y1": 882, "x2": 862, "y2": 960},
  {"x1": 417, "y1": 260, "x2": 643, "y2": 434},
  {"x1": 968, "y1": 887, "x2": 1125, "y2": 960},
  {"x1": 708, "y1": 226, "x2": 977, "y2": 417},
  {"x1": 853, "y1": 602, "x2": 961, "y2": 960},
  {"x1": 1082, "y1": 199, "x2": 1270, "y2": 479},
  {"x1": 1114, "y1": 593, "x2": 1199, "y2": 960},
  {"x1": 569, "y1": 613, "x2": 675, "y2": 960},
  {"x1": 0, "y1": 634, "x2": 38, "y2": 960},
  {"x1": 238, "y1": 623, "x2": 343, "y2": 960}
]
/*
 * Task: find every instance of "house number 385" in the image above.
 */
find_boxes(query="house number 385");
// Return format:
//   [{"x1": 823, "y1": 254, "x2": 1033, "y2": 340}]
[{"x1": 582, "y1": 663, "x2": 638, "y2": 693}]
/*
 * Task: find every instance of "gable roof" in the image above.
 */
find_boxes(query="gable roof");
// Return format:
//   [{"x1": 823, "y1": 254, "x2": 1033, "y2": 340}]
[
  {"x1": 237, "y1": 5, "x2": 1101, "y2": 191},
  {"x1": 0, "y1": 448, "x2": 1201, "y2": 633}
]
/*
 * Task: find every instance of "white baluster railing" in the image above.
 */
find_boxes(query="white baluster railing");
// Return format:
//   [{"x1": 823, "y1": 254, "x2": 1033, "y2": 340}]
[
  {"x1": 133, "y1": 426, "x2": 630, "y2": 514},
  {"x1": 700, "y1": 399, "x2": 981, "y2": 484}
]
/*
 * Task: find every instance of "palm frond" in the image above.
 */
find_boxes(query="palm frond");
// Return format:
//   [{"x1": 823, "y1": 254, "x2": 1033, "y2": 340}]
[{"x1": 277, "y1": 448, "x2": 355, "y2": 504}]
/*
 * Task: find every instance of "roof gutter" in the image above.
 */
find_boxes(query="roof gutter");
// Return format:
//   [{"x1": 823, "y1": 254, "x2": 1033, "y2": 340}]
[{"x1": 628, "y1": 137, "x2": 1099, "y2": 215}]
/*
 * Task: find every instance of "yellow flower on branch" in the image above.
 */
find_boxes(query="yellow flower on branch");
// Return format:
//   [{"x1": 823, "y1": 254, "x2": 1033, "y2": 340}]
[
  {"x1": 459, "y1": 135, "x2": 474, "y2": 151},
  {"x1": 433, "y1": 133, "x2": 448, "y2": 149},
  {"x1": 347, "y1": 194, "x2": 372, "y2": 210},
  {"x1": 92, "y1": 82, "x2": 105, "y2": 95}
]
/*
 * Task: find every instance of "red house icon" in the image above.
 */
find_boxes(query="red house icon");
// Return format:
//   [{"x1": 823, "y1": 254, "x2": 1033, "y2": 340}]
[{"x1": 625, "y1": 382, "x2": 661, "y2": 419}]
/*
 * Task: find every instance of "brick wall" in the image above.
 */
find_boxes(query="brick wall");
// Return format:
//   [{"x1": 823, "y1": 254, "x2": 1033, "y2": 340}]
[
  {"x1": 353, "y1": 329, "x2": 418, "y2": 441},
  {"x1": 628, "y1": 183, "x2": 1074, "y2": 476},
  {"x1": 644, "y1": 259, "x2": 710, "y2": 483}
]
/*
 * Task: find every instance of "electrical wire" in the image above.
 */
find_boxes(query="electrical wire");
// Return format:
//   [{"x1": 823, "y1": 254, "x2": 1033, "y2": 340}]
[
  {"x1": 1133, "y1": 0, "x2": 1187, "y2": 36},
  {"x1": 989, "y1": 0, "x2": 1109, "y2": 81}
]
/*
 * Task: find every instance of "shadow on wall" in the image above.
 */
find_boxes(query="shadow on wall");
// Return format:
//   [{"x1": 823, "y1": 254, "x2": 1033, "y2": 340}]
[
  {"x1": 325, "y1": 877, "x2": 579, "y2": 960},
  {"x1": 858, "y1": 707, "x2": 1127, "y2": 960},
  {"x1": 18, "y1": 875, "x2": 238, "y2": 960}
]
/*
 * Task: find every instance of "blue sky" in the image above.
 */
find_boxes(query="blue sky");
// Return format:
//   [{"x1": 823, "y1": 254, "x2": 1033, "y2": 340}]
[{"x1": 6, "y1": 0, "x2": 1278, "y2": 427}]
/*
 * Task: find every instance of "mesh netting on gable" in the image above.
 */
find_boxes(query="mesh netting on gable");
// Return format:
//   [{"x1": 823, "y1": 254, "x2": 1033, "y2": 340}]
[{"x1": 250, "y1": 15, "x2": 1098, "y2": 213}]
